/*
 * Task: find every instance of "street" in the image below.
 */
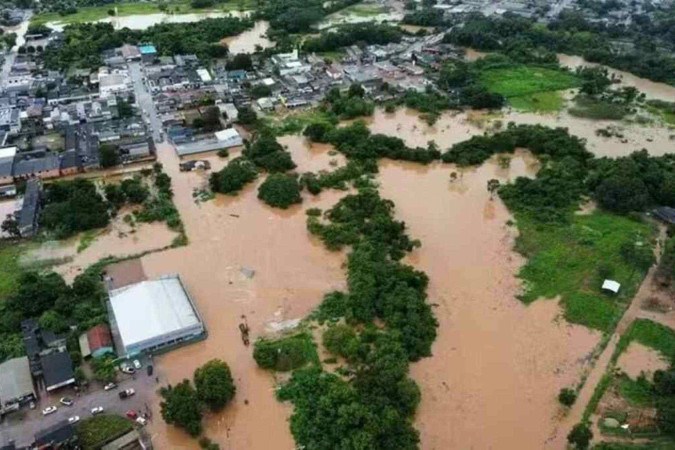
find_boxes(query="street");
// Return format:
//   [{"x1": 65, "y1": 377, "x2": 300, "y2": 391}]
[
  {"x1": 1, "y1": 10, "x2": 33, "y2": 91},
  {"x1": 128, "y1": 62, "x2": 163, "y2": 143}
]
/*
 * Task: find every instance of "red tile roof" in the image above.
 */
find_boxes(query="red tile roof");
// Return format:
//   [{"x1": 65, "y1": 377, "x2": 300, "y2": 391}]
[{"x1": 87, "y1": 324, "x2": 112, "y2": 351}]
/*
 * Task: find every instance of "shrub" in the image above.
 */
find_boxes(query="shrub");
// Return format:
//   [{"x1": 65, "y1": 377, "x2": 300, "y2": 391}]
[
  {"x1": 258, "y1": 173, "x2": 302, "y2": 209},
  {"x1": 253, "y1": 333, "x2": 318, "y2": 371},
  {"x1": 194, "y1": 359, "x2": 236, "y2": 412},
  {"x1": 209, "y1": 157, "x2": 258, "y2": 194},
  {"x1": 558, "y1": 387, "x2": 577, "y2": 406}
]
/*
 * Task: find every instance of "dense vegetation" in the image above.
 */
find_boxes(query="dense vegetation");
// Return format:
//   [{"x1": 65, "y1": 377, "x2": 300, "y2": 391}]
[
  {"x1": 444, "y1": 12, "x2": 675, "y2": 85},
  {"x1": 303, "y1": 22, "x2": 402, "y2": 53},
  {"x1": 209, "y1": 157, "x2": 258, "y2": 194},
  {"x1": 256, "y1": 0, "x2": 359, "y2": 33},
  {"x1": 402, "y1": 8, "x2": 446, "y2": 27},
  {"x1": 322, "y1": 85, "x2": 375, "y2": 120},
  {"x1": 42, "y1": 179, "x2": 110, "y2": 238},
  {"x1": 242, "y1": 131, "x2": 296, "y2": 173},
  {"x1": 160, "y1": 359, "x2": 236, "y2": 437},
  {"x1": 253, "y1": 333, "x2": 318, "y2": 371},
  {"x1": 77, "y1": 415, "x2": 133, "y2": 450},
  {"x1": 44, "y1": 17, "x2": 254, "y2": 69},
  {"x1": 257, "y1": 173, "x2": 302, "y2": 209}
]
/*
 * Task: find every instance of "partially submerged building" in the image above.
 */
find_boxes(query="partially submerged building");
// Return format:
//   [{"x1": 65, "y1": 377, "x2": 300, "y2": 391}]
[{"x1": 108, "y1": 275, "x2": 205, "y2": 358}]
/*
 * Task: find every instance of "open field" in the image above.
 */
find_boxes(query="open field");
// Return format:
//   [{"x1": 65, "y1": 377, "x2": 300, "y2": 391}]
[
  {"x1": 31, "y1": 0, "x2": 253, "y2": 26},
  {"x1": 480, "y1": 65, "x2": 579, "y2": 112},
  {"x1": 515, "y1": 212, "x2": 654, "y2": 332}
]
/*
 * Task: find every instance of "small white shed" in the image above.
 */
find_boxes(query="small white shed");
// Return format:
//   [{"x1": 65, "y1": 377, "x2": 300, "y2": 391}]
[{"x1": 602, "y1": 279, "x2": 621, "y2": 294}]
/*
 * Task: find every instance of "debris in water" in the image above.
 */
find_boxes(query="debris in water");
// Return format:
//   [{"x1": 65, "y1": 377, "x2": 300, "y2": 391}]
[
  {"x1": 240, "y1": 267, "x2": 255, "y2": 279},
  {"x1": 230, "y1": 214, "x2": 240, "y2": 218}
]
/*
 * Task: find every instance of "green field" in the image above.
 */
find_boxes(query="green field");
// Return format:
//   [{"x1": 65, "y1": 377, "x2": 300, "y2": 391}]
[
  {"x1": 516, "y1": 212, "x2": 654, "y2": 332},
  {"x1": 614, "y1": 319, "x2": 675, "y2": 364},
  {"x1": 32, "y1": 0, "x2": 252, "y2": 26},
  {"x1": 0, "y1": 242, "x2": 33, "y2": 301},
  {"x1": 479, "y1": 65, "x2": 579, "y2": 112}
]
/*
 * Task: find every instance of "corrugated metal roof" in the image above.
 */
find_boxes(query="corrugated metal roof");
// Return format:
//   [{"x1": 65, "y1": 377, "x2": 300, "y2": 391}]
[{"x1": 0, "y1": 357, "x2": 34, "y2": 403}]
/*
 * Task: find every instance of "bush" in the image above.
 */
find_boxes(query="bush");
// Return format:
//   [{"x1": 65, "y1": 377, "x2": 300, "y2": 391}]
[
  {"x1": 558, "y1": 387, "x2": 577, "y2": 406},
  {"x1": 253, "y1": 333, "x2": 318, "y2": 371},
  {"x1": 567, "y1": 422, "x2": 592, "y2": 449},
  {"x1": 209, "y1": 157, "x2": 258, "y2": 194},
  {"x1": 322, "y1": 324, "x2": 359, "y2": 359},
  {"x1": 159, "y1": 380, "x2": 202, "y2": 437},
  {"x1": 243, "y1": 132, "x2": 296, "y2": 172},
  {"x1": 258, "y1": 173, "x2": 302, "y2": 209}
]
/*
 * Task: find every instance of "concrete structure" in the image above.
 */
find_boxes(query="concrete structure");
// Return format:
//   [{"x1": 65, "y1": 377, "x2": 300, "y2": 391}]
[
  {"x1": 0, "y1": 147, "x2": 17, "y2": 185},
  {"x1": 108, "y1": 275, "x2": 205, "y2": 357},
  {"x1": 196, "y1": 68, "x2": 212, "y2": 83},
  {"x1": 215, "y1": 128, "x2": 243, "y2": 147},
  {"x1": 0, "y1": 357, "x2": 35, "y2": 411}
]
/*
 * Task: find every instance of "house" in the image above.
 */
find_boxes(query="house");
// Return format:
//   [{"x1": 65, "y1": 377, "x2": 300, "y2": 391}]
[
  {"x1": 79, "y1": 324, "x2": 114, "y2": 359},
  {"x1": 139, "y1": 44, "x2": 158, "y2": 63},
  {"x1": 40, "y1": 351, "x2": 75, "y2": 392},
  {"x1": 0, "y1": 357, "x2": 36, "y2": 412},
  {"x1": 215, "y1": 128, "x2": 244, "y2": 148},
  {"x1": 13, "y1": 151, "x2": 61, "y2": 180},
  {"x1": 17, "y1": 179, "x2": 41, "y2": 238},
  {"x1": 120, "y1": 44, "x2": 141, "y2": 61},
  {"x1": 653, "y1": 206, "x2": 675, "y2": 225},
  {"x1": 0, "y1": 108, "x2": 21, "y2": 135},
  {"x1": 218, "y1": 102, "x2": 238, "y2": 123},
  {"x1": 0, "y1": 147, "x2": 17, "y2": 185},
  {"x1": 34, "y1": 421, "x2": 77, "y2": 449}
]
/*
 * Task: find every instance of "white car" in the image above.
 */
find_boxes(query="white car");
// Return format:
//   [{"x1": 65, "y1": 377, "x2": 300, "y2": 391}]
[
  {"x1": 104, "y1": 382, "x2": 117, "y2": 391},
  {"x1": 60, "y1": 397, "x2": 73, "y2": 406},
  {"x1": 68, "y1": 416, "x2": 80, "y2": 424},
  {"x1": 42, "y1": 406, "x2": 57, "y2": 415},
  {"x1": 91, "y1": 406, "x2": 104, "y2": 415},
  {"x1": 136, "y1": 416, "x2": 147, "y2": 426},
  {"x1": 132, "y1": 359, "x2": 141, "y2": 370}
]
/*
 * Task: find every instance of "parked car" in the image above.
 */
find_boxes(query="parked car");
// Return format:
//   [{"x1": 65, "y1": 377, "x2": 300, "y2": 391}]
[
  {"x1": 42, "y1": 406, "x2": 57, "y2": 416},
  {"x1": 119, "y1": 388, "x2": 136, "y2": 399},
  {"x1": 91, "y1": 406, "x2": 104, "y2": 415},
  {"x1": 147, "y1": 365, "x2": 154, "y2": 376},
  {"x1": 120, "y1": 363, "x2": 135, "y2": 375},
  {"x1": 68, "y1": 416, "x2": 80, "y2": 424},
  {"x1": 104, "y1": 382, "x2": 117, "y2": 391},
  {"x1": 132, "y1": 359, "x2": 141, "y2": 370},
  {"x1": 136, "y1": 416, "x2": 147, "y2": 426},
  {"x1": 29, "y1": 401, "x2": 36, "y2": 410},
  {"x1": 59, "y1": 397, "x2": 73, "y2": 406},
  {"x1": 126, "y1": 410, "x2": 138, "y2": 419}
]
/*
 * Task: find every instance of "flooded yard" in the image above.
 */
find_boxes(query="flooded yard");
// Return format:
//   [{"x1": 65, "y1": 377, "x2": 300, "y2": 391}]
[{"x1": 221, "y1": 21, "x2": 274, "y2": 54}]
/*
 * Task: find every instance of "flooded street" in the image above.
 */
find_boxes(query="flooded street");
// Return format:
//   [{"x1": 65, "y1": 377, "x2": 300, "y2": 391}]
[
  {"x1": 142, "y1": 143, "x2": 346, "y2": 449},
  {"x1": 221, "y1": 21, "x2": 273, "y2": 54},
  {"x1": 367, "y1": 107, "x2": 674, "y2": 158}
]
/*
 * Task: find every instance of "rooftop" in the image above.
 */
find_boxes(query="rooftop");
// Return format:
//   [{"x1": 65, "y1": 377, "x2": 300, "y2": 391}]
[
  {"x1": 109, "y1": 275, "x2": 202, "y2": 351},
  {"x1": 0, "y1": 357, "x2": 34, "y2": 404},
  {"x1": 139, "y1": 44, "x2": 157, "y2": 55},
  {"x1": 40, "y1": 351, "x2": 75, "y2": 391}
]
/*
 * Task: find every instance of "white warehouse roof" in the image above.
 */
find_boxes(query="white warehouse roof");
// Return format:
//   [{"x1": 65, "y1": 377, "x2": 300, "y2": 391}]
[{"x1": 109, "y1": 275, "x2": 202, "y2": 354}]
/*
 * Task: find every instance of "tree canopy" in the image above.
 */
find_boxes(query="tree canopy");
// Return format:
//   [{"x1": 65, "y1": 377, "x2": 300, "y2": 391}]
[{"x1": 194, "y1": 359, "x2": 236, "y2": 412}]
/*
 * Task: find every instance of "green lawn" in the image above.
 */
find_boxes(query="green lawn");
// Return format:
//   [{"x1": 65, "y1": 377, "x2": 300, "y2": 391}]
[
  {"x1": 618, "y1": 374, "x2": 655, "y2": 407},
  {"x1": 516, "y1": 211, "x2": 654, "y2": 332},
  {"x1": 614, "y1": 319, "x2": 675, "y2": 364},
  {"x1": 0, "y1": 242, "x2": 33, "y2": 301},
  {"x1": 479, "y1": 65, "x2": 579, "y2": 112},
  {"x1": 77, "y1": 415, "x2": 133, "y2": 450}
]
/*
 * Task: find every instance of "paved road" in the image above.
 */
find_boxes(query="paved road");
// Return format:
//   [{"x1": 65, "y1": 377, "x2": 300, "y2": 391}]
[
  {"x1": 0, "y1": 366, "x2": 159, "y2": 448},
  {"x1": 128, "y1": 61, "x2": 163, "y2": 143},
  {"x1": 1, "y1": 10, "x2": 32, "y2": 91}
]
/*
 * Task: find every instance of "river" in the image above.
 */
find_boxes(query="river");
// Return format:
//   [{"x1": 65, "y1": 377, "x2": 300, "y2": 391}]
[{"x1": 45, "y1": 11, "x2": 247, "y2": 31}]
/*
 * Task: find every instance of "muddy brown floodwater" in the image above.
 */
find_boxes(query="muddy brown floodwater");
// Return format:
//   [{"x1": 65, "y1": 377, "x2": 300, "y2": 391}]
[
  {"x1": 143, "y1": 142, "x2": 346, "y2": 449},
  {"x1": 146, "y1": 100, "x2": 669, "y2": 449},
  {"x1": 377, "y1": 154, "x2": 600, "y2": 449},
  {"x1": 221, "y1": 21, "x2": 274, "y2": 55},
  {"x1": 367, "y1": 107, "x2": 675, "y2": 158}
]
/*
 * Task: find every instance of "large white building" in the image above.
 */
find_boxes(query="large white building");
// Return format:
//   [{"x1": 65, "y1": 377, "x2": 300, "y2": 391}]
[{"x1": 108, "y1": 275, "x2": 205, "y2": 357}]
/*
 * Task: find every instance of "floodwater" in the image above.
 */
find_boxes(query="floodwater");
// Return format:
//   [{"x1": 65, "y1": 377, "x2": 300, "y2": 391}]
[
  {"x1": 376, "y1": 153, "x2": 600, "y2": 449},
  {"x1": 221, "y1": 21, "x2": 274, "y2": 54},
  {"x1": 142, "y1": 143, "x2": 347, "y2": 449},
  {"x1": 22, "y1": 209, "x2": 177, "y2": 282},
  {"x1": 317, "y1": 7, "x2": 402, "y2": 30},
  {"x1": 558, "y1": 54, "x2": 675, "y2": 101},
  {"x1": 617, "y1": 342, "x2": 669, "y2": 381},
  {"x1": 366, "y1": 107, "x2": 675, "y2": 158},
  {"x1": 45, "y1": 11, "x2": 246, "y2": 31}
]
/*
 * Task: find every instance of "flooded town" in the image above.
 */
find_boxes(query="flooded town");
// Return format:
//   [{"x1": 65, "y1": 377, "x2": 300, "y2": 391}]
[{"x1": 0, "y1": 0, "x2": 674, "y2": 449}]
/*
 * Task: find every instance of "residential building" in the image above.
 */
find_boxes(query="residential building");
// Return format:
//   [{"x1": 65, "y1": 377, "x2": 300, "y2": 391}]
[
  {"x1": 17, "y1": 179, "x2": 41, "y2": 238},
  {"x1": 0, "y1": 357, "x2": 36, "y2": 413},
  {"x1": 40, "y1": 351, "x2": 75, "y2": 392},
  {"x1": 79, "y1": 323, "x2": 114, "y2": 359}
]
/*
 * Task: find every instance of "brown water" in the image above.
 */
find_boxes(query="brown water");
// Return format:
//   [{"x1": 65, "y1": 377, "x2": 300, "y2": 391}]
[
  {"x1": 557, "y1": 54, "x2": 675, "y2": 101},
  {"x1": 143, "y1": 143, "x2": 346, "y2": 449},
  {"x1": 221, "y1": 21, "x2": 274, "y2": 54},
  {"x1": 366, "y1": 107, "x2": 675, "y2": 158},
  {"x1": 617, "y1": 342, "x2": 668, "y2": 380},
  {"x1": 376, "y1": 155, "x2": 599, "y2": 450}
]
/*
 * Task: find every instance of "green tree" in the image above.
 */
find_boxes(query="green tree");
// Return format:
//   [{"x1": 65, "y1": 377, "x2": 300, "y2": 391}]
[
  {"x1": 38, "y1": 310, "x2": 67, "y2": 333},
  {"x1": 303, "y1": 122, "x2": 332, "y2": 143},
  {"x1": 194, "y1": 359, "x2": 236, "y2": 412},
  {"x1": 91, "y1": 357, "x2": 117, "y2": 383},
  {"x1": 567, "y1": 422, "x2": 592, "y2": 449},
  {"x1": 99, "y1": 144, "x2": 120, "y2": 168},
  {"x1": 258, "y1": 174, "x2": 302, "y2": 209},
  {"x1": 558, "y1": 388, "x2": 576, "y2": 406},
  {"x1": 226, "y1": 53, "x2": 253, "y2": 71},
  {"x1": 209, "y1": 157, "x2": 258, "y2": 194},
  {"x1": 160, "y1": 380, "x2": 203, "y2": 437},
  {"x1": 237, "y1": 106, "x2": 257, "y2": 125}
]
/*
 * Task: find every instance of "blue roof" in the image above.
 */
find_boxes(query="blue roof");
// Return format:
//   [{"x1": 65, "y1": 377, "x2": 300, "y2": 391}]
[{"x1": 139, "y1": 44, "x2": 157, "y2": 54}]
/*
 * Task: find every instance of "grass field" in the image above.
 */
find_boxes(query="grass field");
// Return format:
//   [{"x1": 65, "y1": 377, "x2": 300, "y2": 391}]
[
  {"x1": 0, "y1": 242, "x2": 33, "y2": 301},
  {"x1": 515, "y1": 212, "x2": 654, "y2": 332},
  {"x1": 31, "y1": 0, "x2": 252, "y2": 26},
  {"x1": 77, "y1": 415, "x2": 133, "y2": 450},
  {"x1": 479, "y1": 65, "x2": 579, "y2": 112}
]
